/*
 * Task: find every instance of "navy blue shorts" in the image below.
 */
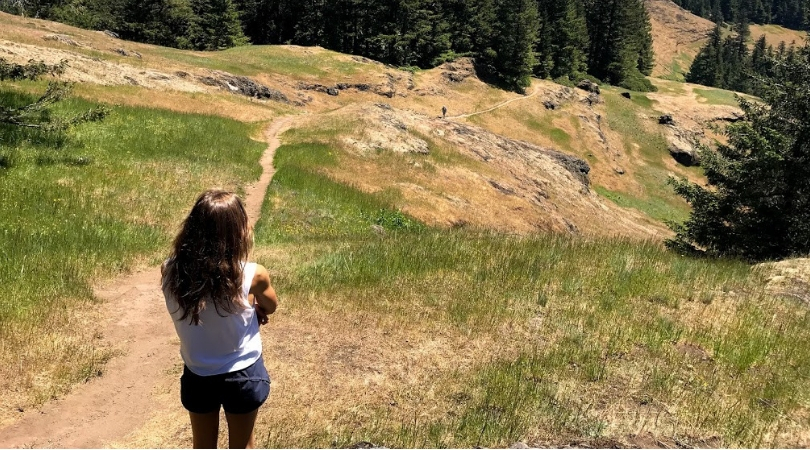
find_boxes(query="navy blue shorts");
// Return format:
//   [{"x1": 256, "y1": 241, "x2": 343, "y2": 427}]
[{"x1": 180, "y1": 356, "x2": 271, "y2": 414}]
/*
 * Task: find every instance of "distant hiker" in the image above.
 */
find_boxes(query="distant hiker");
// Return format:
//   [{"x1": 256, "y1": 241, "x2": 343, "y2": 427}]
[
  {"x1": 162, "y1": 190, "x2": 278, "y2": 449},
  {"x1": 442, "y1": 106, "x2": 447, "y2": 118}
]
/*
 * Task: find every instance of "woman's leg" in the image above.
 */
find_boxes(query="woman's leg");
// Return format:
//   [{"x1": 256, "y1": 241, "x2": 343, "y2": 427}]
[
  {"x1": 224, "y1": 409, "x2": 258, "y2": 449},
  {"x1": 189, "y1": 410, "x2": 220, "y2": 449}
]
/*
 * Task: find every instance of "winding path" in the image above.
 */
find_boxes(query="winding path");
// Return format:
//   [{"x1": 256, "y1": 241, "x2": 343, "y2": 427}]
[
  {"x1": 0, "y1": 117, "x2": 294, "y2": 449},
  {"x1": 447, "y1": 87, "x2": 540, "y2": 119}
]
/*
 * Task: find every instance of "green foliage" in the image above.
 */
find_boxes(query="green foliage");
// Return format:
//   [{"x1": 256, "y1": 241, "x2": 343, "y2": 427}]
[
  {"x1": 686, "y1": 20, "x2": 803, "y2": 96},
  {"x1": 583, "y1": 0, "x2": 657, "y2": 92},
  {"x1": 485, "y1": 0, "x2": 539, "y2": 92},
  {"x1": 0, "y1": 59, "x2": 108, "y2": 137},
  {"x1": 669, "y1": 45, "x2": 810, "y2": 260},
  {"x1": 1, "y1": 0, "x2": 659, "y2": 94},
  {"x1": 534, "y1": 0, "x2": 589, "y2": 80},
  {"x1": 188, "y1": 0, "x2": 248, "y2": 50}
]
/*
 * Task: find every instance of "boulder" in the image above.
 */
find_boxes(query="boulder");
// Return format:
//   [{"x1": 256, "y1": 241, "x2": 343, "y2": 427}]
[
  {"x1": 43, "y1": 34, "x2": 80, "y2": 47},
  {"x1": 577, "y1": 79, "x2": 600, "y2": 95},
  {"x1": 202, "y1": 72, "x2": 289, "y2": 103},
  {"x1": 667, "y1": 131, "x2": 701, "y2": 166},
  {"x1": 659, "y1": 114, "x2": 675, "y2": 125}
]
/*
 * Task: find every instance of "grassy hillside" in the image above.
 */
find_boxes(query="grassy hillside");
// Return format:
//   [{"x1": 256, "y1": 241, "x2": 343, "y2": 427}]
[
  {"x1": 1, "y1": 10, "x2": 809, "y2": 448},
  {"x1": 247, "y1": 121, "x2": 810, "y2": 447}
]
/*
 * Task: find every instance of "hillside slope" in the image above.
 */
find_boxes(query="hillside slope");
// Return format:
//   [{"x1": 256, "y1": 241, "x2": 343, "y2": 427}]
[
  {"x1": 3, "y1": 11, "x2": 810, "y2": 449},
  {"x1": 0, "y1": 10, "x2": 731, "y2": 239}
]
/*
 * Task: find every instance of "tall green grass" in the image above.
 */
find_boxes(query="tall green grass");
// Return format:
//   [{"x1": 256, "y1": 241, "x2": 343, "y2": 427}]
[
  {"x1": 254, "y1": 117, "x2": 810, "y2": 447},
  {"x1": 598, "y1": 92, "x2": 692, "y2": 223},
  {"x1": 0, "y1": 84, "x2": 266, "y2": 404}
]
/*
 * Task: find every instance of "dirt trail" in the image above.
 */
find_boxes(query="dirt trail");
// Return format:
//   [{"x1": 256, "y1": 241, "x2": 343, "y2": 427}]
[
  {"x1": 448, "y1": 87, "x2": 539, "y2": 119},
  {"x1": 0, "y1": 117, "x2": 294, "y2": 449}
]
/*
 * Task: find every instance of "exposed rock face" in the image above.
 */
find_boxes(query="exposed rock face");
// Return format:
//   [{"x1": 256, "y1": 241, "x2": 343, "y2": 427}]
[
  {"x1": 657, "y1": 112, "x2": 706, "y2": 167},
  {"x1": 659, "y1": 114, "x2": 675, "y2": 125},
  {"x1": 666, "y1": 126, "x2": 703, "y2": 166},
  {"x1": 577, "y1": 80, "x2": 600, "y2": 95},
  {"x1": 43, "y1": 34, "x2": 81, "y2": 47},
  {"x1": 440, "y1": 57, "x2": 477, "y2": 83},
  {"x1": 201, "y1": 71, "x2": 289, "y2": 103},
  {"x1": 114, "y1": 48, "x2": 141, "y2": 58},
  {"x1": 298, "y1": 79, "x2": 400, "y2": 98}
]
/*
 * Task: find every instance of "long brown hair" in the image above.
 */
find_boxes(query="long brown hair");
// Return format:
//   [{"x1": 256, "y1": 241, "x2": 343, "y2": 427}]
[{"x1": 163, "y1": 190, "x2": 253, "y2": 325}]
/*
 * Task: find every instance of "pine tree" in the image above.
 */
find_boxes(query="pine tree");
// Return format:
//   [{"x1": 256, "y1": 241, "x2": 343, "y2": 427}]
[
  {"x1": 585, "y1": 0, "x2": 656, "y2": 91},
  {"x1": 534, "y1": 0, "x2": 589, "y2": 81},
  {"x1": 188, "y1": 0, "x2": 248, "y2": 50},
  {"x1": 686, "y1": 22, "x2": 726, "y2": 87},
  {"x1": 118, "y1": 0, "x2": 196, "y2": 49},
  {"x1": 669, "y1": 44, "x2": 810, "y2": 260},
  {"x1": 489, "y1": 0, "x2": 538, "y2": 92}
]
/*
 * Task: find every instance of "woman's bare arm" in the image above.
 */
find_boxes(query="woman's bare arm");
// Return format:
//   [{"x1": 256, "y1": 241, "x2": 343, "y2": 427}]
[{"x1": 250, "y1": 265, "x2": 278, "y2": 324}]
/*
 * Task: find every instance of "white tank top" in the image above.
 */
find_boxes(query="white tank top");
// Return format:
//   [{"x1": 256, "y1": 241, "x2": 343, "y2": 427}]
[{"x1": 163, "y1": 262, "x2": 262, "y2": 376}]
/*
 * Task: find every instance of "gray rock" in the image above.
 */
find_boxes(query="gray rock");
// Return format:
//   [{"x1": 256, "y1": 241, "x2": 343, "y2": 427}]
[
  {"x1": 576, "y1": 80, "x2": 600, "y2": 95},
  {"x1": 43, "y1": 34, "x2": 80, "y2": 47},
  {"x1": 201, "y1": 73, "x2": 289, "y2": 103}
]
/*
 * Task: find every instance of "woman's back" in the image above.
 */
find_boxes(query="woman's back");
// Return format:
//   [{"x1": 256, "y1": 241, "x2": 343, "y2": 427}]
[{"x1": 164, "y1": 261, "x2": 262, "y2": 376}]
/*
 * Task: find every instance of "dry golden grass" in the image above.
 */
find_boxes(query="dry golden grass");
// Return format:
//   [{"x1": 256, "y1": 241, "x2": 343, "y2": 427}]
[
  {"x1": 750, "y1": 24, "x2": 808, "y2": 49},
  {"x1": 0, "y1": 298, "x2": 112, "y2": 428}
]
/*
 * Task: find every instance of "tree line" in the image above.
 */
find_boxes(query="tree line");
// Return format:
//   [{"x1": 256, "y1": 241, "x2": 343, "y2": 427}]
[
  {"x1": 0, "y1": 0, "x2": 655, "y2": 92},
  {"x1": 686, "y1": 20, "x2": 802, "y2": 96},
  {"x1": 672, "y1": 0, "x2": 809, "y2": 30}
]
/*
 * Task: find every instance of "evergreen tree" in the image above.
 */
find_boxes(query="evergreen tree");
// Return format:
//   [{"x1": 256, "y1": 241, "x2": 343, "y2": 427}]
[
  {"x1": 585, "y1": 0, "x2": 656, "y2": 91},
  {"x1": 188, "y1": 0, "x2": 248, "y2": 50},
  {"x1": 534, "y1": 0, "x2": 589, "y2": 80},
  {"x1": 485, "y1": 0, "x2": 538, "y2": 92},
  {"x1": 118, "y1": 0, "x2": 196, "y2": 49},
  {"x1": 669, "y1": 44, "x2": 810, "y2": 260}
]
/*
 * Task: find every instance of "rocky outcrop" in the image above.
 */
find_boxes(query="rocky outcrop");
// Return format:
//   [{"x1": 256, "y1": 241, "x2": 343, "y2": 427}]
[
  {"x1": 298, "y1": 78, "x2": 403, "y2": 99},
  {"x1": 113, "y1": 48, "x2": 141, "y2": 59},
  {"x1": 199, "y1": 71, "x2": 289, "y2": 103},
  {"x1": 659, "y1": 116, "x2": 704, "y2": 166},
  {"x1": 577, "y1": 80, "x2": 600, "y2": 95},
  {"x1": 440, "y1": 58, "x2": 476, "y2": 83},
  {"x1": 43, "y1": 34, "x2": 82, "y2": 47}
]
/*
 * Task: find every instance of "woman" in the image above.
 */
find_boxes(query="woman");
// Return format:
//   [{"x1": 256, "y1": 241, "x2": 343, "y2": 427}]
[{"x1": 162, "y1": 189, "x2": 278, "y2": 449}]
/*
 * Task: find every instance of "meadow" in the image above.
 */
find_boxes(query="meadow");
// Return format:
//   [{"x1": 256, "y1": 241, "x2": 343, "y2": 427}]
[
  {"x1": 1, "y1": 18, "x2": 809, "y2": 444},
  {"x1": 0, "y1": 83, "x2": 266, "y2": 413},
  {"x1": 249, "y1": 119, "x2": 810, "y2": 447}
]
